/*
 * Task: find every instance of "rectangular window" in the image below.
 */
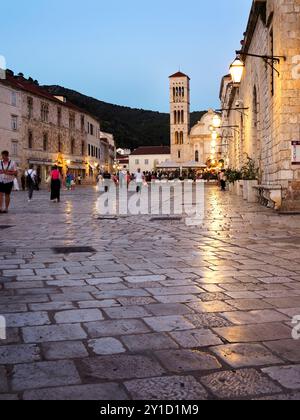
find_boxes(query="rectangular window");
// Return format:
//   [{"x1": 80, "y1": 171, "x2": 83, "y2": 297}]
[
  {"x1": 41, "y1": 103, "x2": 49, "y2": 123},
  {"x1": 11, "y1": 115, "x2": 18, "y2": 131},
  {"x1": 12, "y1": 141, "x2": 18, "y2": 156},
  {"x1": 11, "y1": 92, "x2": 17, "y2": 107},
  {"x1": 57, "y1": 108, "x2": 62, "y2": 126},
  {"x1": 28, "y1": 130, "x2": 33, "y2": 149},
  {"x1": 43, "y1": 133, "x2": 48, "y2": 151},
  {"x1": 28, "y1": 97, "x2": 33, "y2": 119},
  {"x1": 145, "y1": 159, "x2": 149, "y2": 165},
  {"x1": 135, "y1": 159, "x2": 139, "y2": 165},
  {"x1": 81, "y1": 142, "x2": 85, "y2": 156},
  {"x1": 69, "y1": 113, "x2": 76, "y2": 130},
  {"x1": 58, "y1": 135, "x2": 62, "y2": 153},
  {"x1": 81, "y1": 115, "x2": 85, "y2": 132},
  {"x1": 90, "y1": 124, "x2": 94, "y2": 136},
  {"x1": 71, "y1": 138, "x2": 75, "y2": 155}
]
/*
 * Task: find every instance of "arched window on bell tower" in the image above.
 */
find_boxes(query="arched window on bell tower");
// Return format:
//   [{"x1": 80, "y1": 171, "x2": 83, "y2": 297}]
[
  {"x1": 180, "y1": 131, "x2": 184, "y2": 144},
  {"x1": 175, "y1": 131, "x2": 179, "y2": 145},
  {"x1": 174, "y1": 111, "x2": 177, "y2": 124},
  {"x1": 195, "y1": 150, "x2": 199, "y2": 162},
  {"x1": 181, "y1": 110, "x2": 184, "y2": 124}
]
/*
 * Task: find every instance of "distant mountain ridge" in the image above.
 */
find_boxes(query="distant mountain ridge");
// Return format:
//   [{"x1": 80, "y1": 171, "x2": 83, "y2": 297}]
[{"x1": 44, "y1": 85, "x2": 207, "y2": 150}]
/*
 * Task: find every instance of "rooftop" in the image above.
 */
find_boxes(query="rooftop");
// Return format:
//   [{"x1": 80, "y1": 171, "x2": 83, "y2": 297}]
[
  {"x1": 169, "y1": 71, "x2": 190, "y2": 80},
  {"x1": 1, "y1": 70, "x2": 89, "y2": 115},
  {"x1": 131, "y1": 146, "x2": 171, "y2": 156}
]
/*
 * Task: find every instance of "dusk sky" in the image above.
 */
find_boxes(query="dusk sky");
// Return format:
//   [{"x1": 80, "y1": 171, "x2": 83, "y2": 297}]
[{"x1": 0, "y1": 0, "x2": 252, "y2": 112}]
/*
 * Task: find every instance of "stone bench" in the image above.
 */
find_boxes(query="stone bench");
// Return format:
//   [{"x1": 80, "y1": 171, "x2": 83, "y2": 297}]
[{"x1": 253, "y1": 185, "x2": 282, "y2": 210}]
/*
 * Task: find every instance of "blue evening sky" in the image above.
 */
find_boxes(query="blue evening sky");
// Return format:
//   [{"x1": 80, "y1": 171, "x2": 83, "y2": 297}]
[{"x1": 0, "y1": 0, "x2": 252, "y2": 112}]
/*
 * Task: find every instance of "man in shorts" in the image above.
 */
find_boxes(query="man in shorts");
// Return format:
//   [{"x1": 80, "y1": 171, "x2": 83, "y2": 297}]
[{"x1": 0, "y1": 151, "x2": 18, "y2": 213}]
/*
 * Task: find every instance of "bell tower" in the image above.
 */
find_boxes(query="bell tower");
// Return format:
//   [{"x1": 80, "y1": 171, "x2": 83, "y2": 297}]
[{"x1": 169, "y1": 71, "x2": 190, "y2": 163}]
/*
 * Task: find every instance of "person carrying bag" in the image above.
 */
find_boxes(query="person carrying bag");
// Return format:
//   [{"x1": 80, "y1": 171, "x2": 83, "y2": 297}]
[{"x1": 25, "y1": 165, "x2": 37, "y2": 202}]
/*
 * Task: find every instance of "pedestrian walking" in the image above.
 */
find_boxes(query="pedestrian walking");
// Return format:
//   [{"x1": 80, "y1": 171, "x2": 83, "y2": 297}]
[
  {"x1": 25, "y1": 165, "x2": 37, "y2": 202},
  {"x1": 0, "y1": 150, "x2": 18, "y2": 214},
  {"x1": 119, "y1": 166, "x2": 127, "y2": 189},
  {"x1": 50, "y1": 165, "x2": 61, "y2": 203},
  {"x1": 66, "y1": 172, "x2": 72, "y2": 191},
  {"x1": 134, "y1": 168, "x2": 144, "y2": 193},
  {"x1": 219, "y1": 170, "x2": 227, "y2": 191},
  {"x1": 103, "y1": 171, "x2": 112, "y2": 193}
]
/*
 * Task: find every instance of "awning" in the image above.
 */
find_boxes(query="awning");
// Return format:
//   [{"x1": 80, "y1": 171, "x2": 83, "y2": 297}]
[
  {"x1": 156, "y1": 160, "x2": 181, "y2": 169},
  {"x1": 68, "y1": 164, "x2": 86, "y2": 170},
  {"x1": 29, "y1": 160, "x2": 53, "y2": 166},
  {"x1": 182, "y1": 161, "x2": 207, "y2": 169}
]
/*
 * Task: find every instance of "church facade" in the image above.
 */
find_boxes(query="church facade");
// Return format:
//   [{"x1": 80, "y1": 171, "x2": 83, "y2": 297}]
[{"x1": 169, "y1": 71, "x2": 221, "y2": 167}]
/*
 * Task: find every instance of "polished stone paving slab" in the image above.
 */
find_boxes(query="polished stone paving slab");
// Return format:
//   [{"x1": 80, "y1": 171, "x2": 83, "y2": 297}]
[{"x1": 0, "y1": 185, "x2": 300, "y2": 400}]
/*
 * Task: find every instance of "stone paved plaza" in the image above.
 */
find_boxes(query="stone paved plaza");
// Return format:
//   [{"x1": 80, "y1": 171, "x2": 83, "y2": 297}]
[{"x1": 0, "y1": 184, "x2": 300, "y2": 400}]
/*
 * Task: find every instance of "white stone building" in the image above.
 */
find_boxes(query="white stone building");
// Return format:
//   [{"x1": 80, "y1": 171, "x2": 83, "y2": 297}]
[{"x1": 129, "y1": 146, "x2": 171, "y2": 174}]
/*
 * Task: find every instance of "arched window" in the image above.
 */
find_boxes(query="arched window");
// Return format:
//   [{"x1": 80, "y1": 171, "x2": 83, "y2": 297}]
[
  {"x1": 182, "y1": 87, "x2": 185, "y2": 98},
  {"x1": 173, "y1": 87, "x2": 176, "y2": 101},
  {"x1": 174, "y1": 111, "x2": 177, "y2": 124},
  {"x1": 181, "y1": 110, "x2": 184, "y2": 124},
  {"x1": 177, "y1": 111, "x2": 180, "y2": 124},
  {"x1": 176, "y1": 87, "x2": 179, "y2": 101},
  {"x1": 178, "y1": 150, "x2": 181, "y2": 159},
  {"x1": 175, "y1": 132, "x2": 179, "y2": 144},
  {"x1": 180, "y1": 132, "x2": 184, "y2": 144},
  {"x1": 195, "y1": 150, "x2": 199, "y2": 162}
]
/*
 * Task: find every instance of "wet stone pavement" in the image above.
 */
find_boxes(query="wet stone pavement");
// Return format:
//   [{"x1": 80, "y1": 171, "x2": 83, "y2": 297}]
[{"x1": 0, "y1": 185, "x2": 300, "y2": 400}]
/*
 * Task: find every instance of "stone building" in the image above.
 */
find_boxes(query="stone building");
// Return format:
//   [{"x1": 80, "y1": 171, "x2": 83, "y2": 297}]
[
  {"x1": 0, "y1": 70, "x2": 115, "y2": 183},
  {"x1": 220, "y1": 0, "x2": 300, "y2": 210},
  {"x1": 129, "y1": 146, "x2": 171, "y2": 174},
  {"x1": 0, "y1": 76, "x2": 22, "y2": 165},
  {"x1": 169, "y1": 72, "x2": 221, "y2": 168},
  {"x1": 100, "y1": 131, "x2": 116, "y2": 172}
]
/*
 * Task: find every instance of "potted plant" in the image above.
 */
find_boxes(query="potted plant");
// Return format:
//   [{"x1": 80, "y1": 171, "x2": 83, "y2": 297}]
[
  {"x1": 241, "y1": 155, "x2": 259, "y2": 202},
  {"x1": 225, "y1": 169, "x2": 242, "y2": 194}
]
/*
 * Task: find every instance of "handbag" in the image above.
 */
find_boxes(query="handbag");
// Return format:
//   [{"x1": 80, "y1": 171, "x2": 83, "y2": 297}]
[{"x1": 13, "y1": 177, "x2": 20, "y2": 191}]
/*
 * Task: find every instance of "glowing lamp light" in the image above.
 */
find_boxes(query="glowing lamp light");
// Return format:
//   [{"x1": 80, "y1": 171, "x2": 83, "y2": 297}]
[
  {"x1": 211, "y1": 131, "x2": 218, "y2": 141},
  {"x1": 230, "y1": 57, "x2": 244, "y2": 84},
  {"x1": 211, "y1": 140, "x2": 216, "y2": 148},
  {"x1": 212, "y1": 114, "x2": 222, "y2": 129}
]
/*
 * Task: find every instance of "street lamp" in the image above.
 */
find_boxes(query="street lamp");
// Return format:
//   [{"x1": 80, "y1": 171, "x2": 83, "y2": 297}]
[
  {"x1": 230, "y1": 57, "x2": 244, "y2": 85},
  {"x1": 212, "y1": 114, "x2": 222, "y2": 129},
  {"x1": 235, "y1": 50, "x2": 286, "y2": 77}
]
